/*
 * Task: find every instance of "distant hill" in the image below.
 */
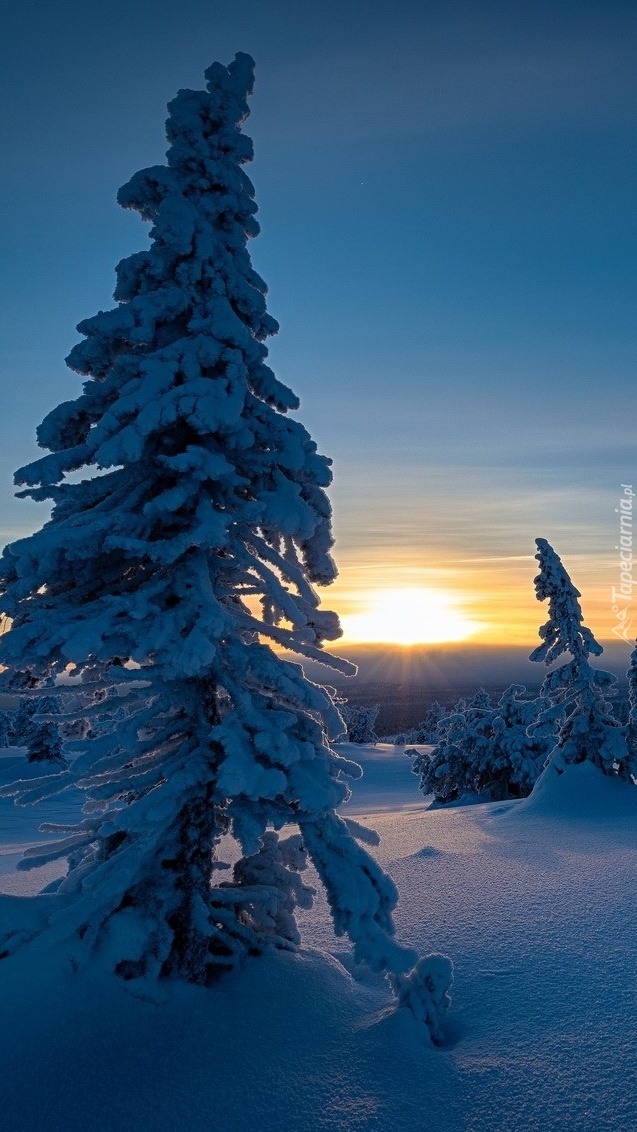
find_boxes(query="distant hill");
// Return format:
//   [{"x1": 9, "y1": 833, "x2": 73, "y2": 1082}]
[
  {"x1": 288, "y1": 642, "x2": 633, "y2": 737},
  {"x1": 293, "y1": 641, "x2": 633, "y2": 687}
]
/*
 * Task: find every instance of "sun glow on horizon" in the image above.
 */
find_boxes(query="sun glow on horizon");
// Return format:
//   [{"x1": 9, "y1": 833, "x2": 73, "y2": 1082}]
[{"x1": 339, "y1": 587, "x2": 481, "y2": 646}]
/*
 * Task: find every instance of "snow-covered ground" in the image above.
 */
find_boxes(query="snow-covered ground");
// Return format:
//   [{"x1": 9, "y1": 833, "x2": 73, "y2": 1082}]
[{"x1": 2, "y1": 743, "x2": 637, "y2": 1131}]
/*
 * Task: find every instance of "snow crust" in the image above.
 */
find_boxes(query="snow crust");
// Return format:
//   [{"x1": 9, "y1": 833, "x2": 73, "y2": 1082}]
[{"x1": 512, "y1": 756, "x2": 637, "y2": 821}]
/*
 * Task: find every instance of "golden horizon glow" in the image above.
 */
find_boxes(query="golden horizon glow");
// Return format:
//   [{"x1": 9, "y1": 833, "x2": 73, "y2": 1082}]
[
  {"x1": 325, "y1": 550, "x2": 624, "y2": 651},
  {"x1": 339, "y1": 586, "x2": 481, "y2": 646}
]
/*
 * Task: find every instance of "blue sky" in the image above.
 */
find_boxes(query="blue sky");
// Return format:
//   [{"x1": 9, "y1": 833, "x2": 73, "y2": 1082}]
[{"x1": 1, "y1": 0, "x2": 636, "y2": 644}]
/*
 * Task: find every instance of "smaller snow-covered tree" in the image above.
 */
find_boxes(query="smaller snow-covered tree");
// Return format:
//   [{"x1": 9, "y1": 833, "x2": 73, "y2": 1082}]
[
  {"x1": 411, "y1": 685, "x2": 554, "y2": 805},
  {"x1": 0, "y1": 711, "x2": 12, "y2": 747},
  {"x1": 9, "y1": 698, "x2": 38, "y2": 746},
  {"x1": 340, "y1": 702, "x2": 379, "y2": 744},
  {"x1": 469, "y1": 688, "x2": 492, "y2": 710},
  {"x1": 623, "y1": 642, "x2": 637, "y2": 774},
  {"x1": 421, "y1": 700, "x2": 448, "y2": 741},
  {"x1": 6, "y1": 694, "x2": 65, "y2": 765},
  {"x1": 24, "y1": 719, "x2": 65, "y2": 766},
  {"x1": 395, "y1": 700, "x2": 448, "y2": 745},
  {"x1": 530, "y1": 538, "x2": 635, "y2": 780},
  {"x1": 483, "y1": 684, "x2": 555, "y2": 798},
  {"x1": 411, "y1": 700, "x2": 492, "y2": 805}
]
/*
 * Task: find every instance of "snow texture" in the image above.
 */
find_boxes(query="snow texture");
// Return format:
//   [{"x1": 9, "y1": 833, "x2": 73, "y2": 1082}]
[{"x1": 2, "y1": 743, "x2": 637, "y2": 1131}]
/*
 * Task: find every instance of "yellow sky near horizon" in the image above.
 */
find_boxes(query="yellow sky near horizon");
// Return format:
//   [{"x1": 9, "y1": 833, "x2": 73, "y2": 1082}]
[{"x1": 325, "y1": 547, "x2": 628, "y2": 649}]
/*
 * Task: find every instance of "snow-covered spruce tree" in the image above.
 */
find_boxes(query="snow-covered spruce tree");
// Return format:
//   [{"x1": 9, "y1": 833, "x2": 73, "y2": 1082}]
[
  {"x1": 530, "y1": 538, "x2": 635, "y2": 780},
  {"x1": 486, "y1": 684, "x2": 555, "y2": 798},
  {"x1": 469, "y1": 687, "x2": 492, "y2": 710},
  {"x1": 419, "y1": 699, "x2": 451, "y2": 742},
  {"x1": 340, "y1": 701, "x2": 379, "y2": 744},
  {"x1": 410, "y1": 709, "x2": 469, "y2": 805},
  {"x1": 394, "y1": 700, "x2": 448, "y2": 745},
  {"x1": 411, "y1": 685, "x2": 554, "y2": 805},
  {"x1": 0, "y1": 694, "x2": 65, "y2": 766},
  {"x1": 0, "y1": 711, "x2": 12, "y2": 748},
  {"x1": 623, "y1": 642, "x2": 637, "y2": 772},
  {"x1": 411, "y1": 695, "x2": 497, "y2": 805},
  {"x1": 0, "y1": 55, "x2": 450, "y2": 1036}
]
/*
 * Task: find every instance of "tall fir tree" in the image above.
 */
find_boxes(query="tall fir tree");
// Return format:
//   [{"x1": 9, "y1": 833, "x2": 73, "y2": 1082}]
[
  {"x1": 530, "y1": 538, "x2": 635, "y2": 780},
  {"x1": 0, "y1": 56, "x2": 450, "y2": 1038}
]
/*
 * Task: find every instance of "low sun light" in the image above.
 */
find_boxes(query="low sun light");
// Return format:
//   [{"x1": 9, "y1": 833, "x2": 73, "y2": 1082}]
[{"x1": 340, "y1": 587, "x2": 479, "y2": 646}]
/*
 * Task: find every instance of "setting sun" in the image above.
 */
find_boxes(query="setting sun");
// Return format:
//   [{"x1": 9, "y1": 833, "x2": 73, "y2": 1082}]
[{"x1": 339, "y1": 587, "x2": 480, "y2": 646}]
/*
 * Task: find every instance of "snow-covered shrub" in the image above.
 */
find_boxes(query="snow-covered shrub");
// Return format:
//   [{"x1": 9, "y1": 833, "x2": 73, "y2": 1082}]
[
  {"x1": 530, "y1": 538, "x2": 636, "y2": 781},
  {"x1": 340, "y1": 702, "x2": 379, "y2": 744},
  {"x1": 625, "y1": 643, "x2": 637, "y2": 770},
  {"x1": 486, "y1": 684, "x2": 556, "y2": 797},
  {"x1": 411, "y1": 685, "x2": 555, "y2": 805},
  {"x1": 0, "y1": 711, "x2": 12, "y2": 747},
  {"x1": 2, "y1": 694, "x2": 65, "y2": 765},
  {"x1": 410, "y1": 709, "x2": 483, "y2": 805},
  {"x1": 470, "y1": 688, "x2": 492, "y2": 710},
  {"x1": 9, "y1": 699, "x2": 39, "y2": 747},
  {"x1": 0, "y1": 55, "x2": 450, "y2": 1036},
  {"x1": 23, "y1": 719, "x2": 65, "y2": 766},
  {"x1": 392, "y1": 700, "x2": 448, "y2": 745},
  {"x1": 388, "y1": 954, "x2": 453, "y2": 1046}
]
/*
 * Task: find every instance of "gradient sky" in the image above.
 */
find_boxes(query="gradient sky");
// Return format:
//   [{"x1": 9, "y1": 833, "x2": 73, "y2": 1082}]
[{"x1": 1, "y1": 0, "x2": 636, "y2": 649}]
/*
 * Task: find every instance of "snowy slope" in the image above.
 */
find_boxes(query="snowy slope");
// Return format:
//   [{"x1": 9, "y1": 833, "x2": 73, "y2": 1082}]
[{"x1": 1, "y1": 744, "x2": 637, "y2": 1131}]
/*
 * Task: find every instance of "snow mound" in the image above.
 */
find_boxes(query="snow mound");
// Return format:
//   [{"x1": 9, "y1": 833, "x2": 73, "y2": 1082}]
[
  {"x1": 0, "y1": 943, "x2": 450, "y2": 1132},
  {"x1": 509, "y1": 759, "x2": 637, "y2": 823}
]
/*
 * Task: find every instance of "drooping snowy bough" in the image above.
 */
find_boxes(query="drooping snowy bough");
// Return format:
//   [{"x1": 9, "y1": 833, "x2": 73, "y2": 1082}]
[
  {"x1": 0, "y1": 55, "x2": 451, "y2": 1041},
  {"x1": 530, "y1": 538, "x2": 636, "y2": 781}
]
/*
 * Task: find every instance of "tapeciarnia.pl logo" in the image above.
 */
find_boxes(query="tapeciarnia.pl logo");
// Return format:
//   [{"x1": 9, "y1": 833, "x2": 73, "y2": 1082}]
[{"x1": 611, "y1": 484, "x2": 634, "y2": 642}]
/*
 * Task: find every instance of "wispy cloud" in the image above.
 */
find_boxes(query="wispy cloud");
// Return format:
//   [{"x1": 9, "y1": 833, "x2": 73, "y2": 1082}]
[{"x1": 260, "y1": 6, "x2": 637, "y2": 146}]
